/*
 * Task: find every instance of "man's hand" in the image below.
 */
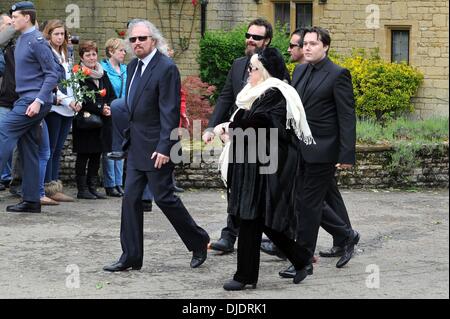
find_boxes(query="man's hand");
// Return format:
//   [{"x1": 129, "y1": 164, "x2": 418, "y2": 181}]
[
  {"x1": 151, "y1": 152, "x2": 170, "y2": 169},
  {"x1": 202, "y1": 131, "x2": 215, "y2": 144},
  {"x1": 25, "y1": 101, "x2": 41, "y2": 118},
  {"x1": 336, "y1": 163, "x2": 353, "y2": 170}
]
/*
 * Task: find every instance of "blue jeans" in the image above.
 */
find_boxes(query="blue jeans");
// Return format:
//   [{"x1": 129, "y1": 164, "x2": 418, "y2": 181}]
[
  {"x1": 0, "y1": 97, "x2": 51, "y2": 202},
  {"x1": 0, "y1": 106, "x2": 12, "y2": 182},
  {"x1": 44, "y1": 112, "x2": 73, "y2": 182},
  {"x1": 39, "y1": 120, "x2": 50, "y2": 198},
  {"x1": 102, "y1": 153, "x2": 124, "y2": 187}
]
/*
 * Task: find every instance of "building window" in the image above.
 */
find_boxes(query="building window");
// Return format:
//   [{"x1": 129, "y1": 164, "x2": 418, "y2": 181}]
[
  {"x1": 274, "y1": 2, "x2": 291, "y2": 30},
  {"x1": 296, "y1": 3, "x2": 313, "y2": 29},
  {"x1": 391, "y1": 30, "x2": 410, "y2": 64}
]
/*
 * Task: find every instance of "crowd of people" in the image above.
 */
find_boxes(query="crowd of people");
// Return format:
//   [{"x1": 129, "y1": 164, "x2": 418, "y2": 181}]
[{"x1": 0, "y1": 1, "x2": 360, "y2": 291}]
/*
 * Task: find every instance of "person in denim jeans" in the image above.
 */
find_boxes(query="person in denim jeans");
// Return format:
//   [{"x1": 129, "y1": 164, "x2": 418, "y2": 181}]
[
  {"x1": 100, "y1": 38, "x2": 126, "y2": 197},
  {"x1": 42, "y1": 19, "x2": 79, "y2": 203}
]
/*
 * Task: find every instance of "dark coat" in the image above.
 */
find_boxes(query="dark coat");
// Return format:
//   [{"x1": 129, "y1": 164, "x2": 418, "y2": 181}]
[
  {"x1": 227, "y1": 88, "x2": 299, "y2": 236},
  {"x1": 207, "y1": 56, "x2": 249, "y2": 128},
  {"x1": 123, "y1": 50, "x2": 181, "y2": 171},
  {"x1": 292, "y1": 57, "x2": 356, "y2": 164},
  {"x1": 72, "y1": 73, "x2": 115, "y2": 154}
]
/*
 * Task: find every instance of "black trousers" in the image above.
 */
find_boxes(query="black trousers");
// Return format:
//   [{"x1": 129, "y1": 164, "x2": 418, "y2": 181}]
[
  {"x1": 234, "y1": 218, "x2": 310, "y2": 284},
  {"x1": 119, "y1": 164, "x2": 210, "y2": 265},
  {"x1": 75, "y1": 153, "x2": 101, "y2": 177},
  {"x1": 295, "y1": 157, "x2": 353, "y2": 261}
]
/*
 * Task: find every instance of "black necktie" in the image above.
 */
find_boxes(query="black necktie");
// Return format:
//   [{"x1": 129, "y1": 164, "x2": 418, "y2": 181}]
[
  {"x1": 300, "y1": 64, "x2": 314, "y2": 98},
  {"x1": 128, "y1": 60, "x2": 144, "y2": 108}
]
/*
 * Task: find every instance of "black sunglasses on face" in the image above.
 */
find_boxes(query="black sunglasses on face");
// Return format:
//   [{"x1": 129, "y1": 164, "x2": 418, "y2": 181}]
[
  {"x1": 289, "y1": 43, "x2": 301, "y2": 49},
  {"x1": 245, "y1": 32, "x2": 266, "y2": 41},
  {"x1": 129, "y1": 36, "x2": 152, "y2": 43},
  {"x1": 248, "y1": 63, "x2": 259, "y2": 73}
]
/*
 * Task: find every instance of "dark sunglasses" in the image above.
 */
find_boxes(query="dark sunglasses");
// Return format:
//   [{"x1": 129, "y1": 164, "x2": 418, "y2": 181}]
[
  {"x1": 245, "y1": 32, "x2": 266, "y2": 41},
  {"x1": 129, "y1": 36, "x2": 152, "y2": 43},
  {"x1": 289, "y1": 43, "x2": 301, "y2": 49}
]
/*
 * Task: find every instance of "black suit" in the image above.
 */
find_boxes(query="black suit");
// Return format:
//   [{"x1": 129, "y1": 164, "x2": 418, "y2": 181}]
[
  {"x1": 119, "y1": 51, "x2": 209, "y2": 266},
  {"x1": 292, "y1": 56, "x2": 355, "y2": 257}
]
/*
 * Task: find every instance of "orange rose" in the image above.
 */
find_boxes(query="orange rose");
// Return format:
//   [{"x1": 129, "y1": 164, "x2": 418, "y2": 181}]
[
  {"x1": 99, "y1": 89, "x2": 107, "y2": 97},
  {"x1": 82, "y1": 66, "x2": 91, "y2": 76},
  {"x1": 72, "y1": 64, "x2": 80, "y2": 73}
]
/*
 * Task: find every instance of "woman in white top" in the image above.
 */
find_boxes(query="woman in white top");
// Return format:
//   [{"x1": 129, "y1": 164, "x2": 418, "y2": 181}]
[{"x1": 42, "y1": 20, "x2": 81, "y2": 202}]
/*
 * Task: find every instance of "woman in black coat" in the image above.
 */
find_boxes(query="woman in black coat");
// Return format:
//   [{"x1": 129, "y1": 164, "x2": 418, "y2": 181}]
[
  {"x1": 215, "y1": 48, "x2": 315, "y2": 290},
  {"x1": 72, "y1": 40, "x2": 115, "y2": 199}
]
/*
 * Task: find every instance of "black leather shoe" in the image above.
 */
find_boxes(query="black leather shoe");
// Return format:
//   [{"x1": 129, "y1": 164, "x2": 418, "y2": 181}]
[
  {"x1": 279, "y1": 264, "x2": 313, "y2": 278},
  {"x1": 142, "y1": 200, "x2": 152, "y2": 212},
  {"x1": 106, "y1": 151, "x2": 127, "y2": 160},
  {"x1": 319, "y1": 246, "x2": 345, "y2": 257},
  {"x1": 103, "y1": 261, "x2": 142, "y2": 272},
  {"x1": 260, "y1": 240, "x2": 287, "y2": 260},
  {"x1": 210, "y1": 238, "x2": 234, "y2": 253},
  {"x1": 0, "y1": 183, "x2": 5, "y2": 191},
  {"x1": 293, "y1": 266, "x2": 310, "y2": 284},
  {"x1": 336, "y1": 231, "x2": 360, "y2": 268},
  {"x1": 223, "y1": 279, "x2": 257, "y2": 291},
  {"x1": 116, "y1": 185, "x2": 124, "y2": 195},
  {"x1": 105, "y1": 187, "x2": 122, "y2": 197},
  {"x1": 191, "y1": 246, "x2": 207, "y2": 268},
  {"x1": 6, "y1": 201, "x2": 41, "y2": 213}
]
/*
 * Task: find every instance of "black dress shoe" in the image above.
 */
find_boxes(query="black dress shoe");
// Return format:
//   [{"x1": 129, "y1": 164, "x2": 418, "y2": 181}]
[
  {"x1": 142, "y1": 200, "x2": 152, "y2": 212},
  {"x1": 103, "y1": 261, "x2": 142, "y2": 272},
  {"x1": 223, "y1": 279, "x2": 257, "y2": 291},
  {"x1": 279, "y1": 264, "x2": 313, "y2": 278},
  {"x1": 105, "y1": 187, "x2": 122, "y2": 197},
  {"x1": 210, "y1": 238, "x2": 234, "y2": 253},
  {"x1": 336, "y1": 231, "x2": 360, "y2": 268},
  {"x1": 115, "y1": 185, "x2": 124, "y2": 195},
  {"x1": 6, "y1": 201, "x2": 41, "y2": 213},
  {"x1": 293, "y1": 266, "x2": 311, "y2": 284},
  {"x1": 106, "y1": 151, "x2": 127, "y2": 160},
  {"x1": 191, "y1": 246, "x2": 207, "y2": 268},
  {"x1": 319, "y1": 246, "x2": 345, "y2": 257},
  {"x1": 260, "y1": 241, "x2": 287, "y2": 260}
]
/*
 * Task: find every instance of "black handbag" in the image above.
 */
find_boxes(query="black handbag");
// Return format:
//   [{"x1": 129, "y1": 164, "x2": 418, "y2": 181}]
[{"x1": 76, "y1": 111, "x2": 103, "y2": 129}]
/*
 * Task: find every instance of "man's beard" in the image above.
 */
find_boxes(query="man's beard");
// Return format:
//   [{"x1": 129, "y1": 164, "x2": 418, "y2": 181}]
[{"x1": 245, "y1": 44, "x2": 258, "y2": 57}]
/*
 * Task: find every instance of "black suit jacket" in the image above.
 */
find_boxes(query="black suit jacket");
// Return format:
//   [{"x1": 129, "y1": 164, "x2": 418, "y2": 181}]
[
  {"x1": 292, "y1": 57, "x2": 356, "y2": 165},
  {"x1": 124, "y1": 50, "x2": 181, "y2": 171},
  {"x1": 207, "y1": 56, "x2": 249, "y2": 128}
]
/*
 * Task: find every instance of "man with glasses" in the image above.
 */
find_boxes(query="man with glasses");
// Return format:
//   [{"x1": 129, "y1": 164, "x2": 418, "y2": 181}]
[
  {"x1": 103, "y1": 19, "x2": 210, "y2": 272},
  {"x1": 203, "y1": 18, "x2": 278, "y2": 255}
]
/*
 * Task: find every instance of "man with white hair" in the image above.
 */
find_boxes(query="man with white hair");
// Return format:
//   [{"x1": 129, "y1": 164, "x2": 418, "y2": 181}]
[{"x1": 103, "y1": 20, "x2": 210, "y2": 272}]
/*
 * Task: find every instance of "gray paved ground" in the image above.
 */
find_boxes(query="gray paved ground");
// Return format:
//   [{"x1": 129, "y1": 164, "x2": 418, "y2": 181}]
[{"x1": 0, "y1": 188, "x2": 448, "y2": 299}]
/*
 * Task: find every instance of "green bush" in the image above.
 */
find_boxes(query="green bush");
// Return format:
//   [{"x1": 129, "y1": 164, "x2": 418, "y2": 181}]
[
  {"x1": 198, "y1": 24, "x2": 291, "y2": 96},
  {"x1": 337, "y1": 49, "x2": 424, "y2": 122}
]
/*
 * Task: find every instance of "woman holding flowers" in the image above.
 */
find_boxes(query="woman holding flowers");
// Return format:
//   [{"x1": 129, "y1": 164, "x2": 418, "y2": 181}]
[
  {"x1": 42, "y1": 19, "x2": 78, "y2": 204},
  {"x1": 72, "y1": 40, "x2": 115, "y2": 199}
]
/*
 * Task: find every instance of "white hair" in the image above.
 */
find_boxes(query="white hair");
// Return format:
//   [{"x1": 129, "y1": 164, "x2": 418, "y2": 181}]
[
  {"x1": 126, "y1": 19, "x2": 169, "y2": 57},
  {"x1": 250, "y1": 54, "x2": 271, "y2": 83}
]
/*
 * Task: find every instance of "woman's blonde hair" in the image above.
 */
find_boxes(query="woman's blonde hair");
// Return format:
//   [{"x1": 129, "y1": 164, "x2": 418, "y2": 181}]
[
  {"x1": 42, "y1": 19, "x2": 68, "y2": 62},
  {"x1": 250, "y1": 54, "x2": 271, "y2": 84},
  {"x1": 104, "y1": 38, "x2": 126, "y2": 58}
]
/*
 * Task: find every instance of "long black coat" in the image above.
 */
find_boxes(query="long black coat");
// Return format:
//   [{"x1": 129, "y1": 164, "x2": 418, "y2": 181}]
[
  {"x1": 72, "y1": 73, "x2": 115, "y2": 154},
  {"x1": 227, "y1": 88, "x2": 299, "y2": 236}
]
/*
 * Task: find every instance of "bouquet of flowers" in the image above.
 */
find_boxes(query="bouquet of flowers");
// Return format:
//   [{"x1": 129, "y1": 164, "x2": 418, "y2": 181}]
[{"x1": 60, "y1": 64, "x2": 107, "y2": 106}]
